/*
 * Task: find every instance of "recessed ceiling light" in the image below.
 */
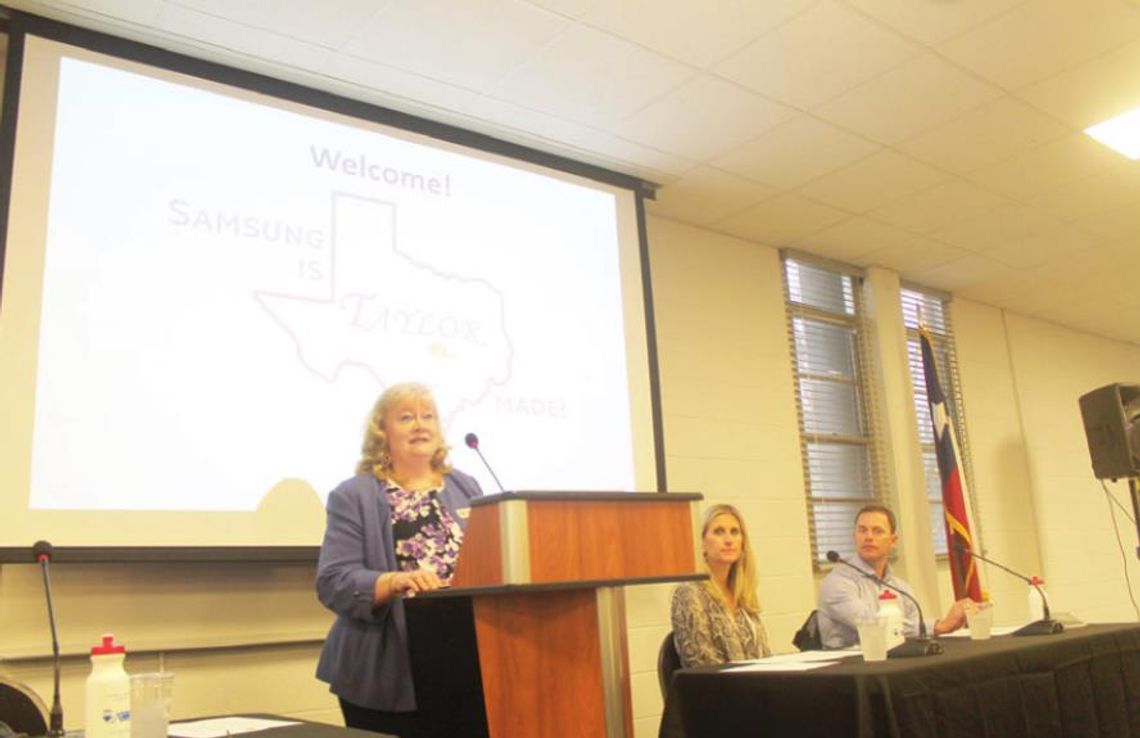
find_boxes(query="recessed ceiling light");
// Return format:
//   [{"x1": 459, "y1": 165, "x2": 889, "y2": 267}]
[{"x1": 1084, "y1": 107, "x2": 1140, "y2": 160}]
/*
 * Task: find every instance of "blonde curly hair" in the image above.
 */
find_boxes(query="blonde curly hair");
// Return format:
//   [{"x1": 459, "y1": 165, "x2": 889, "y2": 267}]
[{"x1": 356, "y1": 383, "x2": 452, "y2": 481}]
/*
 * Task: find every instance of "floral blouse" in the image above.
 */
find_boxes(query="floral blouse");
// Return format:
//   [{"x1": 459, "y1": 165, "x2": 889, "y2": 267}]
[
  {"x1": 671, "y1": 582, "x2": 772, "y2": 667},
  {"x1": 386, "y1": 483, "x2": 464, "y2": 584}
]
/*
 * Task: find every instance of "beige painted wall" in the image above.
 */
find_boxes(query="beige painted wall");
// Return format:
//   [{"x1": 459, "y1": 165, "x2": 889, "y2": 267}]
[
  {"x1": 4, "y1": 213, "x2": 1138, "y2": 738},
  {"x1": 1000, "y1": 312, "x2": 1140, "y2": 622},
  {"x1": 947, "y1": 299, "x2": 1044, "y2": 624}
]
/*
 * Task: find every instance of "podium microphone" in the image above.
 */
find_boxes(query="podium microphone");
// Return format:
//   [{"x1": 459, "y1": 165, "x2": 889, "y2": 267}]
[
  {"x1": 33, "y1": 540, "x2": 65, "y2": 738},
  {"x1": 826, "y1": 550, "x2": 943, "y2": 657},
  {"x1": 464, "y1": 433, "x2": 507, "y2": 495},
  {"x1": 952, "y1": 543, "x2": 1063, "y2": 636}
]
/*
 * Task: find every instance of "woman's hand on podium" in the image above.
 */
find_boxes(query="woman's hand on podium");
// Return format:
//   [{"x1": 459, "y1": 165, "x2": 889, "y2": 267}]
[{"x1": 375, "y1": 567, "x2": 445, "y2": 603}]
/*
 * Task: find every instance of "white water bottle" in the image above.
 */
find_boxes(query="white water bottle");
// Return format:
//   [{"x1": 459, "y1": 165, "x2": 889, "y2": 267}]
[
  {"x1": 86, "y1": 635, "x2": 132, "y2": 738},
  {"x1": 1027, "y1": 576, "x2": 1048, "y2": 622},
  {"x1": 877, "y1": 590, "x2": 904, "y2": 648}
]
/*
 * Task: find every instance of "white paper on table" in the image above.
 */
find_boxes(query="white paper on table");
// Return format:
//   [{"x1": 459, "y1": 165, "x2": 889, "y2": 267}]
[
  {"x1": 168, "y1": 717, "x2": 300, "y2": 738},
  {"x1": 723, "y1": 660, "x2": 839, "y2": 672},
  {"x1": 759, "y1": 649, "x2": 859, "y2": 663},
  {"x1": 939, "y1": 625, "x2": 1021, "y2": 638}
]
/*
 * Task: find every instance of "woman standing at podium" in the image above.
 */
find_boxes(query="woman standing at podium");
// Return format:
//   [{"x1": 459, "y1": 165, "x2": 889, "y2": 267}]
[
  {"x1": 671, "y1": 504, "x2": 771, "y2": 667},
  {"x1": 316, "y1": 382, "x2": 485, "y2": 738}
]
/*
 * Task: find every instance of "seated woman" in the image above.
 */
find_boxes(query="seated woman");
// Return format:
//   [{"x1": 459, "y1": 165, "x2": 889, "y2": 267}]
[{"x1": 671, "y1": 503, "x2": 771, "y2": 666}]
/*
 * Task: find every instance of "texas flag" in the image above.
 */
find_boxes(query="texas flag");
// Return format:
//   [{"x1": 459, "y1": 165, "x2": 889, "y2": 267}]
[{"x1": 919, "y1": 329, "x2": 984, "y2": 602}]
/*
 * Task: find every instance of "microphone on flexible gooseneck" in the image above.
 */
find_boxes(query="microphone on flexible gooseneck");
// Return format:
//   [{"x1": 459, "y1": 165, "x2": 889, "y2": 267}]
[
  {"x1": 951, "y1": 543, "x2": 1064, "y2": 636},
  {"x1": 33, "y1": 540, "x2": 65, "y2": 738},
  {"x1": 826, "y1": 550, "x2": 943, "y2": 658},
  {"x1": 464, "y1": 433, "x2": 507, "y2": 495}
]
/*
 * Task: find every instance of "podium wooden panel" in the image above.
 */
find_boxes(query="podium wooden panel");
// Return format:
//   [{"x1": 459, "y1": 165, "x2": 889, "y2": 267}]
[{"x1": 451, "y1": 492, "x2": 702, "y2": 738}]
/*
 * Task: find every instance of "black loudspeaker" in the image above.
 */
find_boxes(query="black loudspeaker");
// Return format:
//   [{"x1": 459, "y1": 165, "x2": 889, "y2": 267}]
[{"x1": 1079, "y1": 383, "x2": 1140, "y2": 480}]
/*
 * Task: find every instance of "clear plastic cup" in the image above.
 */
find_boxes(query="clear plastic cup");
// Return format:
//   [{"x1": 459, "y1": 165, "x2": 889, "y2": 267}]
[
  {"x1": 967, "y1": 602, "x2": 995, "y2": 640},
  {"x1": 856, "y1": 615, "x2": 889, "y2": 662},
  {"x1": 130, "y1": 672, "x2": 173, "y2": 738}
]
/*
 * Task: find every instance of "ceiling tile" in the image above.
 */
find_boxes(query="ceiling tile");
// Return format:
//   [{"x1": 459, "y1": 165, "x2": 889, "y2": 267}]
[
  {"x1": 452, "y1": 93, "x2": 694, "y2": 179},
  {"x1": 846, "y1": 0, "x2": 1022, "y2": 45},
  {"x1": 796, "y1": 215, "x2": 918, "y2": 263},
  {"x1": 153, "y1": 4, "x2": 335, "y2": 74},
  {"x1": 580, "y1": 0, "x2": 814, "y2": 68},
  {"x1": 713, "y1": 0, "x2": 921, "y2": 109},
  {"x1": 813, "y1": 53, "x2": 1003, "y2": 145},
  {"x1": 931, "y1": 204, "x2": 1065, "y2": 253},
  {"x1": 897, "y1": 97, "x2": 1070, "y2": 174},
  {"x1": 1017, "y1": 39, "x2": 1140, "y2": 129},
  {"x1": 937, "y1": 0, "x2": 1140, "y2": 89},
  {"x1": 342, "y1": 0, "x2": 570, "y2": 91},
  {"x1": 1110, "y1": 284, "x2": 1140, "y2": 309},
  {"x1": 859, "y1": 237, "x2": 971, "y2": 275},
  {"x1": 907, "y1": 253, "x2": 1018, "y2": 292},
  {"x1": 489, "y1": 24, "x2": 695, "y2": 126},
  {"x1": 1074, "y1": 202, "x2": 1140, "y2": 240},
  {"x1": 870, "y1": 178, "x2": 1011, "y2": 233},
  {"x1": 621, "y1": 76, "x2": 797, "y2": 161},
  {"x1": 952, "y1": 264, "x2": 1048, "y2": 305},
  {"x1": 796, "y1": 150, "x2": 948, "y2": 212},
  {"x1": 1027, "y1": 248, "x2": 1135, "y2": 293},
  {"x1": 169, "y1": 0, "x2": 385, "y2": 48},
  {"x1": 964, "y1": 133, "x2": 1122, "y2": 201},
  {"x1": 524, "y1": 0, "x2": 603, "y2": 20},
  {"x1": 647, "y1": 166, "x2": 777, "y2": 226},
  {"x1": 18, "y1": 0, "x2": 165, "y2": 25},
  {"x1": 321, "y1": 54, "x2": 479, "y2": 116},
  {"x1": 711, "y1": 114, "x2": 880, "y2": 189},
  {"x1": 984, "y1": 225, "x2": 1098, "y2": 270},
  {"x1": 711, "y1": 193, "x2": 850, "y2": 247},
  {"x1": 1029, "y1": 164, "x2": 1140, "y2": 222}
]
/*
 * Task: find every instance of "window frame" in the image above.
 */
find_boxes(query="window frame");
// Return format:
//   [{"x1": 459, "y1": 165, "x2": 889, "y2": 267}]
[
  {"x1": 900, "y1": 284, "x2": 980, "y2": 557},
  {"x1": 782, "y1": 252, "x2": 885, "y2": 566}
]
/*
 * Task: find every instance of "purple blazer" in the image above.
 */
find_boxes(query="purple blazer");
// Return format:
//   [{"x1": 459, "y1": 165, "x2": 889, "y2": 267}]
[{"x1": 314, "y1": 469, "x2": 482, "y2": 711}]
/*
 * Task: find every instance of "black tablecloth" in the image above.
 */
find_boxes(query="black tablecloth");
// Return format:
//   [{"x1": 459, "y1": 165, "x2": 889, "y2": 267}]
[
  {"x1": 664, "y1": 623, "x2": 1140, "y2": 738},
  {"x1": 240, "y1": 720, "x2": 390, "y2": 738},
  {"x1": 171, "y1": 716, "x2": 393, "y2": 738}
]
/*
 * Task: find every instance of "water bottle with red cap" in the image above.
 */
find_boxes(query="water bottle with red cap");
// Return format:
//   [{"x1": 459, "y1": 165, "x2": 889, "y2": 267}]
[
  {"x1": 85, "y1": 634, "x2": 132, "y2": 738},
  {"x1": 877, "y1": 590, "x2": 904, "y2": 649}
]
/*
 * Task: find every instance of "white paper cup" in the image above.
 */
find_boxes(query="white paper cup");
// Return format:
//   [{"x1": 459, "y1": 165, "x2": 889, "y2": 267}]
[
  {"x1": 856, "y1": 615, "x2": 889, "y2": 662},
  {"x1": 130, "y1": 672, "x2": 173, "y2": 738}
]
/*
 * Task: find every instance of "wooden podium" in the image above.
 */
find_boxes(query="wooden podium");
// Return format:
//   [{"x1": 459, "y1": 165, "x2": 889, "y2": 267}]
[{"x1": 450, "y1": 491, "x2": 703, "y2": 738}]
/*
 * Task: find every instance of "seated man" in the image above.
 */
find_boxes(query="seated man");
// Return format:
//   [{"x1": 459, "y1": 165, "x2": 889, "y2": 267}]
[{"x1": 818, "y1": 504, "x2": 972, "y2": 648}]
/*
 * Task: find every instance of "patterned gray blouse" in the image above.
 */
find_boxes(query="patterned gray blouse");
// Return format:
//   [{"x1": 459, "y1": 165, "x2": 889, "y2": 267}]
[{"x1": 671, "y1": 582, "x2": 772, "y2": 667}]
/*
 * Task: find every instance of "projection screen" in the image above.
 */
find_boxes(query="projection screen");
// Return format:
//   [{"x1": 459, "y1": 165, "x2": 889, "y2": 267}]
[{"x1": 0, "y1": 21, "x2": 663, "y2": 558}]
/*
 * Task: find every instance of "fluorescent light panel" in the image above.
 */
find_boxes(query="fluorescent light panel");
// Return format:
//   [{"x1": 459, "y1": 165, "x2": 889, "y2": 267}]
[{"x1": 1085, "y1": 106, "x2": 1140, "y2": 160}]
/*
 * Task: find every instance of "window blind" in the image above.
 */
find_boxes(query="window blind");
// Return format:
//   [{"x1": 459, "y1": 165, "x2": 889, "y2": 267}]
[
  {"x1": 783, "y1": 255, "x2": 884, "y2": 564},
  {"x1": 900, "y1": 286, "x2": 980, "y2": 555}
]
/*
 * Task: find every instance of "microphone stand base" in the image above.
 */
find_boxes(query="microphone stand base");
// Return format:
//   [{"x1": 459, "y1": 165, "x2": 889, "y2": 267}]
[
  {"x1": 1013, "y1": 619, "x2": 1065, "y2": 636},
  {"x1": 888, "y1": 638, "x2": 943, "y2": 658}
]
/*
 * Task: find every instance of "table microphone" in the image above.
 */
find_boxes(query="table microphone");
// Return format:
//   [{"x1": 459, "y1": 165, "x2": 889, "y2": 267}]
[
  {"x1": 33, "y1": 540, "x2": 65, "y2": 738},
  {"x1": 464, "y1": 433, "x2": 507, "y2": 495},
  {"x1": 951, "y1": 543, "x2": 1064, "y2": 636},
  {"x1": 826, "y1": 550, "x2": 943, "y2": 657}
]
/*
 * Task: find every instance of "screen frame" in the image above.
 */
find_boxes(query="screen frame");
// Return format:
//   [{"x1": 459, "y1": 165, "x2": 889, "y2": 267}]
[{"x1": 0, "y1": 11, "x2": 669, "y2": 563}]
